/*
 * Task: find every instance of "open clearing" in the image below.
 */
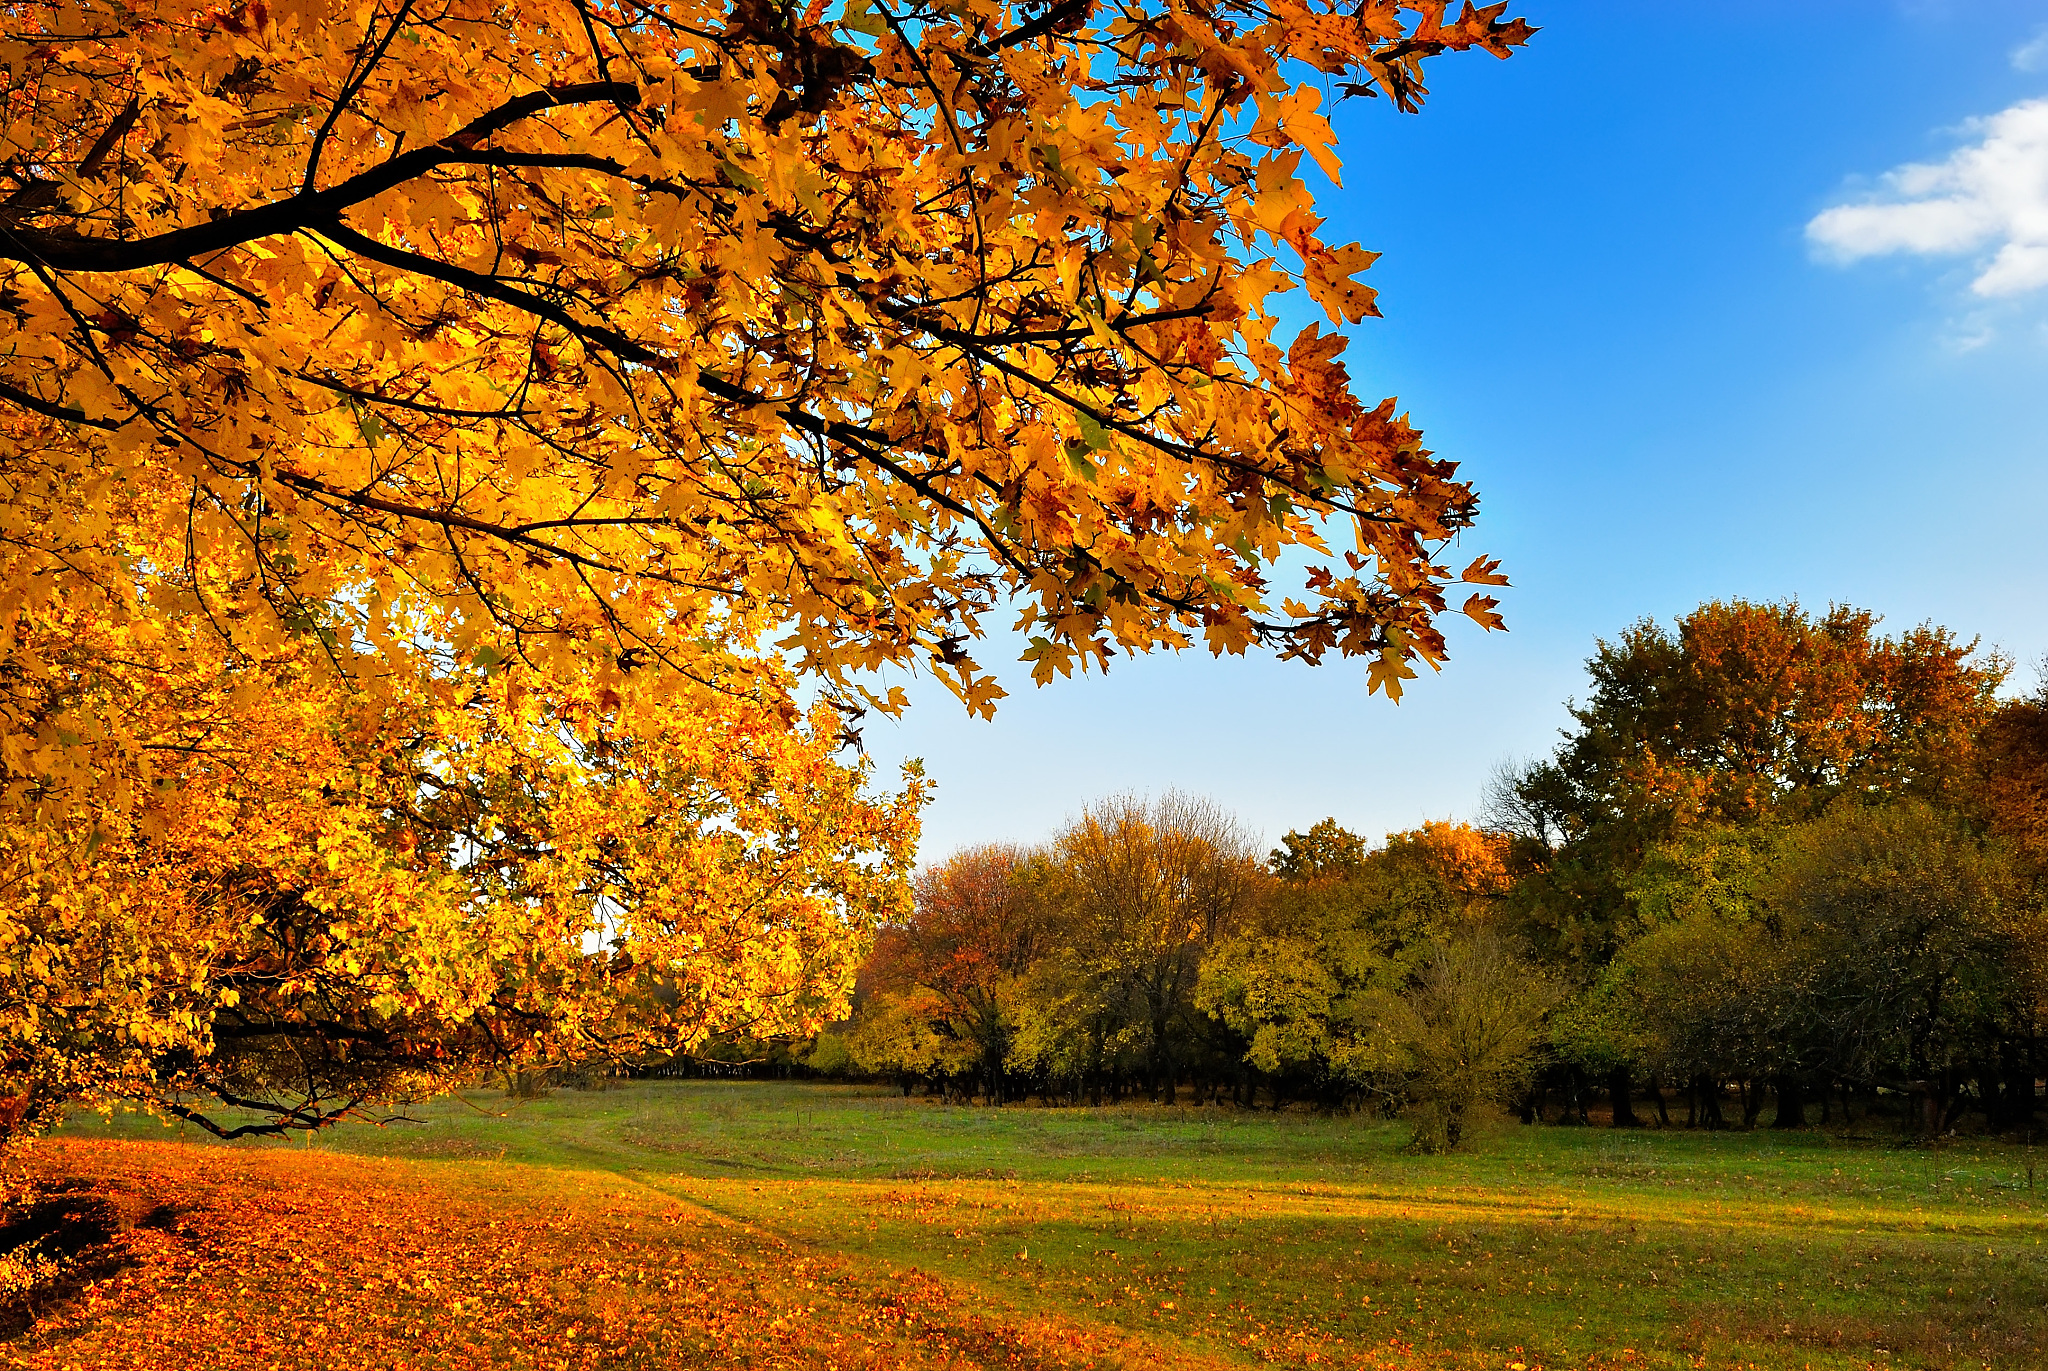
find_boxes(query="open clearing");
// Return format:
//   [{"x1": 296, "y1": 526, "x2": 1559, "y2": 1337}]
[{"x1": 8, "y1": 1082, "x2": 2044, "y2": 1370}]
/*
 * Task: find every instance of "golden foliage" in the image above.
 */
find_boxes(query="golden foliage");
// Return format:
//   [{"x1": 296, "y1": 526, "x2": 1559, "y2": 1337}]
[
  {"x1": 0, "y1": 591, "x2": 924, "y2": 1133},
  {"x1": 0, "y1": 0, "x2": 1528, "y2": 1132},
  {"x1": 1, "y1": 0, "x2": 1522, "y2": 750},
  {"x1": 1381, "y1": 820, "x2": 1511, "y2": 903}
]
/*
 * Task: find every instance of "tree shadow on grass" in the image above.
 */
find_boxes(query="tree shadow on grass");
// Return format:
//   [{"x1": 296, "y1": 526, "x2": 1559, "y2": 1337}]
[{"x1": 0, "y1": 1175, "x2": 194, "y2": 1339}]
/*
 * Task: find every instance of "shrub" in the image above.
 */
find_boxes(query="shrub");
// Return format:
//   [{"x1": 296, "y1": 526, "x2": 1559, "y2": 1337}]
[{"x1": 1355, "y1": 934, "x2": 1556, "y2": 1152}]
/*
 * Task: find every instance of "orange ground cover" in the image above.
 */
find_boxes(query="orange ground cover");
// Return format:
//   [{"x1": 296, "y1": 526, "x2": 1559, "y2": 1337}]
[{"x1": 2, "y1": 1140, "x2": 1230, "y2": 1371}]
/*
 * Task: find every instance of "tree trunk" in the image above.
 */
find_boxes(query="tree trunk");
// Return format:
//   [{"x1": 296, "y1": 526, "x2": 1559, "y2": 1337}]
[
  {"x1": 1608, "y1": 1066, "x2": 1641, "y2": 1128},
  {"x1": 1939, "y1": 1072, "x2": 1972, "y2": 1134},
  {"x1": 2003, "y1": 1040, "x2": 2039, "y2": 1131},
  {"x1": 1694, "y1": 1074, "x2": 1726, "y2": 1130},
  {"x1": 1154, "y1": 1015, "x2": 1177, "y2": 1105},
  {"x1": 1556, "y1": 1068, "x2": 1583, "y2": 1125},
  {"x1": 1646, "y1": 1074, "x2": 1670, "y2": 1127},
  {"x1": 1770, "y1": 1075, "x2": 1806, "y2": 1129},
  {"x1": 1913, "y1": 1079, "x2": 1943, "y2": 1137}
]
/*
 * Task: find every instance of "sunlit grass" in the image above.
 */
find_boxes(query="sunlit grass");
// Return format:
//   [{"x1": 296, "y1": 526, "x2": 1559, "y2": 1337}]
[{"x1": 36, "y1": 1081, "x2": 2048, "y2": 1369}]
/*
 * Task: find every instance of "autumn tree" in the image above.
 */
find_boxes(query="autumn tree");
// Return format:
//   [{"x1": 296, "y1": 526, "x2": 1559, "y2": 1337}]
[
  {"x1": 1273, "y1": 819, "x2": 1510, "y2": 962},
  {"x1": 1, "y1": 0, "x2": 1527, "y2": 1135},
  {"x1": 1468, "y1": 602, "x2": 2048, "y2": 1140},
  {"x1": 0, "y1": 0, "x2": 1524, "y2": 772},
  {"x1": 1545, "y1": 601, "x2": 1999, "y2": 836},
  {"x1": 1480, "y1": 601, "x2": 2006, "y2": 1131},
  {"x1": 1974, "y1": 670, "x2": 2048, "y2": 868},
  {"x1": 1022, "y1": 793, "x2": 1262, "y2": 1103},
  {"x1": 852, "y1": 844, "x2": 1039, "y2": 1101},
  {"x1": 1199, "y1": 819, "x2": 1380, "y2": 1097},
  {"x1": 1959, "y1": 669, "x2": 2048, "y2": 1126},
  {"x1": 0, "y1": 605, "x2": 923, "y2": 1140},
  {"x1": 0, "y1": 0, "x2": 1534, "y2": 1137},
  {"x1": 845, "y1": 984, "x2": 975, "y2": 1092},
  {"x1": 1499, "y1": 600, "x2": 2005, "y2": 963}
]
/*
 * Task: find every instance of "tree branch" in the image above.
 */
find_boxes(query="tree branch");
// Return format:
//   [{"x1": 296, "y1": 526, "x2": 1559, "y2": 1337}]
[
  {"x1": 315, "y1": 216, "x2": 664, "y2": 365},
  {"x1": 162, "y1": 1091, "x2": 362, "y2": 1139},
  {"x1": 0, "y1": 377, "x2": 122, "y2": 429},
  {"x1": 2, "y1": 80, "x2": 640, "y2": 272},
  {"x1": 76, "y1": 95, "x2": 143, "y2": 180},
  {"x1": 302, "y1": 0, "x2": 420, "y2": 193},
  {"x1": 973, "y1": 0, "x2": 1091, "y2": 54}
]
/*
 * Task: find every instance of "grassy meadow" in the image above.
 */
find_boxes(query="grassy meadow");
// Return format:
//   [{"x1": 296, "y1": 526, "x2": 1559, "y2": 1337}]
[{"x1": 9, "y1": 1081, "x2": 2045, "y2": 1370}]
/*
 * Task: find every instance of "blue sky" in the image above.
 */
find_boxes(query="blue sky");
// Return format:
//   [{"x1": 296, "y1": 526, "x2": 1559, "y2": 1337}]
[{"x1": 866, "y1": 0, "x2": 2048, "y2": 860}]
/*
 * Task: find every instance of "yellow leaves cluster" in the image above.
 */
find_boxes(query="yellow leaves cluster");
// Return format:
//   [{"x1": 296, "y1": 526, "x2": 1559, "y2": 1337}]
[
  {"x1": 0, "y1": 441, "x2": 923, "y2": 1132},
  {"x1": 0, "y1": 0, "x2": 1529, "y2": 1126},
  {"x1": 1, "y1": 0, "x2": 1525, "y2": 732}
]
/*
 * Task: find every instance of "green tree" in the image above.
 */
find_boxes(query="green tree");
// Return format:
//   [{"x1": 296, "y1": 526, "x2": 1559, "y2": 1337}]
[
  {"x1": 1613, "y1": 803, "x2": 2042, "y2": 1135},
  {"x1": 1199, "y1": 821, "x2": 1514, "y2": 1107},
  {"x1": 1503, "y1": 601, "x2": 2004, "y2": 966},
  {"x1": 1762, "y1": 803, "x2": 2031, "y2": 1134},
  {"x1": 1270, "y1": 819, "x2": 1370, "y2": 883},
  {"x1": 1605, "y1": 823, "x2": 1791, "y2": 1127},
  {"x1": 1196, "y1": 933, "x2": 1341, "y2": 1085},
  {"x1": 1351, "y1": 933, "x2": 1556, "y2": 1152}
]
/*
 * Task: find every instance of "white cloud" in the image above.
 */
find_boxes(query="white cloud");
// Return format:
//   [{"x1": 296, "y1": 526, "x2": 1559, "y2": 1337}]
[
  {"x1": 2015, "y1": 28, "x2": 2048, "y2": 73},
  {"x1": 1807, "y1": 97, "x2": 2048, "y2": 297},
  {"x1": 1937, "y1": 314, "x2": 1996, "y2": 353}
]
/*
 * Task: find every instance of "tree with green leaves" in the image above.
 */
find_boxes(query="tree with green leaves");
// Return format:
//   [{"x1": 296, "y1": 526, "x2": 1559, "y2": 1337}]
[
  {"x1": 1351, "y1": 933, "x2": 1556, "y2": 1152},
  {"x1": 1199, "y1": 819, "x2": 1520, "y2": 1113},
  {"x1": 1603, "y1": 803, "x2": 2042, "y2": 1135}
]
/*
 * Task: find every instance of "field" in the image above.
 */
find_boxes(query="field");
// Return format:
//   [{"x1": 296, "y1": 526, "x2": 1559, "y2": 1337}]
[{"x1": 6, "y1": 1082, "x2": 2044, "y2": 1370}]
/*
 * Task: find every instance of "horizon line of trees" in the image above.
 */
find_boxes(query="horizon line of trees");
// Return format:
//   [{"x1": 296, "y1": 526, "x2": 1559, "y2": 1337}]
[{"x1": 799, "y1": 599, "x2": 2048, "y2": 1150}]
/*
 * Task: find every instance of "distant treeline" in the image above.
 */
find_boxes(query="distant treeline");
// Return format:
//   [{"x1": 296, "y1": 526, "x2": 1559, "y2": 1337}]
[{"x1": 790, "y1": 602, "x2": 2048, "y2": 1149}]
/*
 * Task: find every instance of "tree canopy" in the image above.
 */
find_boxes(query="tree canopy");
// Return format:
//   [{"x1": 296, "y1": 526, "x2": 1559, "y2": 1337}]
[
  {"x1": 0, "y1": 0, "x2": 1529, "y2": 1136},
  {"x1": 1496, "y1": 600, "x2": 2005, "y2": 961},
  {"x1": 4, "y1": 0, "x2": 1521, "y2": 763},
  {"x1": 825, "y1": 605, "x2": 2044, "y2": 1148},
  {"x1": 0, "y1": 598, "x2": 926, "y2": 1137}
]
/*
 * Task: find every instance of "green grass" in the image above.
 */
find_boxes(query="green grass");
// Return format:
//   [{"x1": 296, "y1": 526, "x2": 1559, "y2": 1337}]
[{"x1": 55, "y1": 1083, "x2": 2048, "y2": 1369}]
